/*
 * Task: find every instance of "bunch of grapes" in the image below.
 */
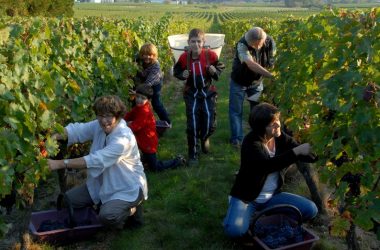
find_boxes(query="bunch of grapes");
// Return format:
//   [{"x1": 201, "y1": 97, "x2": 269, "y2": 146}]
[{"x1": 254, "y1": 219, "x2": 305, "y2": 248}]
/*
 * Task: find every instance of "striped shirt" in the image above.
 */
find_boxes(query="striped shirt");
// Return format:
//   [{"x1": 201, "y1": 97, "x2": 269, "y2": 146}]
[{"x1": 139, "y1": 61, "x2": 163, "y2": 86}]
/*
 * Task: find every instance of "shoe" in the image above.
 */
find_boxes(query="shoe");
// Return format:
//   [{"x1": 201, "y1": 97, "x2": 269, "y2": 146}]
[
  {"x1": 130, "y1": 207, "x2": 137, "y2": 216},
  {"x1": 124, "y1": 204, "x2": 144, "y2": 229},
  {"x1": 201, "y1": 138, "x2": 210, "y2": 154},
  {"x1": 175, "y1": 155, "x2": 187, "y2": 167}
]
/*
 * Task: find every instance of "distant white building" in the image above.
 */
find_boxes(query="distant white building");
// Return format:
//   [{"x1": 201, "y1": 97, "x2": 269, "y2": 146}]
[
  {"x1": 144, "y1": 0, "x2": 187, "y2": 4},
  {"x1": 171, "y1": 0, "x2": 187, "y2": 4},
  {"x1": 87, "y1": 0, "x2": 114, "y2": 3},
  {"x1": 146, "y1": 0, "x2": 187, "y2": 3}
]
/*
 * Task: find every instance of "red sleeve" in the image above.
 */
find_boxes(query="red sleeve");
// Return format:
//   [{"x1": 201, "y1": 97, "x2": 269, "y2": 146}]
[
  {"x1": 126, "y1": 106, "x2": 150, "y2": 133},
  {"x1": 124, "y1": 108, "x2": 136, "y2": 122},
  {"x1": 209, "y1": 50, "x2": 219, "y2": 64},
  {"x1": 173, "y1": 52, "x2": 189, "y2": 80},
  {"x1": 177, "y1": 52, "x2": 188, "y2": 69}
]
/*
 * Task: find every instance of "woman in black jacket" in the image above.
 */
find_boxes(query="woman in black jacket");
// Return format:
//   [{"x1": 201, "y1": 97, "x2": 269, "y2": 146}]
[{"x1": 223, "y1": 103, "x2": 318, "y2": 239}]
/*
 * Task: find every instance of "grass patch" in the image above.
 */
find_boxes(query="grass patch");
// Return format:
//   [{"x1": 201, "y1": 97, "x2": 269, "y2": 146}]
[
  {"x1": 111, "y1": 46, "x2": 247, "y2": 249},
  {"x1": 108, "y1": 44, "x2": 344, "y2": 250}
]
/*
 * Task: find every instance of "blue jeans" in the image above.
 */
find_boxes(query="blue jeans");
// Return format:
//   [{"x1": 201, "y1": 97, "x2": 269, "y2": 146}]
[
  {"x1": 142, "y1": 152, "x2": 180, "y2": 171},
  {"x1": 223, "y1": 192, "x2": 318, "y2": 238},
  {"x1": 152, "y1": 84, "x2": 171, "y2": 124},
  {"x1": 228, "y1": 78, "x2": 263, "y2": 144}
]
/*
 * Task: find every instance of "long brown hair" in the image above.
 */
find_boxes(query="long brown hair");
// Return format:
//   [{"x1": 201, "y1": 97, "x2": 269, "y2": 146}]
[{"x1": 248, "y1": 102, "x2": 280, "y2": 141}]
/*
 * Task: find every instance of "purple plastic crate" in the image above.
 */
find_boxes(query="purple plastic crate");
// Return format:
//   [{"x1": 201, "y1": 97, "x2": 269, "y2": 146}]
[
  {"x1": 29, "y1": 207, "x2": 103, "y2": 244},
  {"x1": 156, "y1": 120, "x2": 171, "y2": 137},
  {"x1": 253, "y1": 214, "x2": 319, "y2": 250}
]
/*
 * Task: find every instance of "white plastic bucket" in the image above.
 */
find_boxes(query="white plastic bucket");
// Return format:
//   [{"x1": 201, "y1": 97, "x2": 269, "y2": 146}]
[{"x1": 168, "y1": 33, "x2": 225, "y2": 63}]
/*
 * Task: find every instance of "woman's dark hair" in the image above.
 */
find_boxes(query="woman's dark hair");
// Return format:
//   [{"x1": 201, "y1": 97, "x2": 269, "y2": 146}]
[
  {"x1": 248, "y1": 102, "x2": 280, "y2": 141},
  {"x1": 93, "y1": 95, "x2": 127, "y2": 119}
]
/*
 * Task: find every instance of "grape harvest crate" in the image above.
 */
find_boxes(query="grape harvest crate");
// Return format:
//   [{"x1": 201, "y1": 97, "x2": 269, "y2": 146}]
[
  {"x1": 29, "y1": 207, "x2": 103, "y2": 244},
  {"x1": 168, "y1": 33, "x2": 225, "y2": 63},
  {"x1": 252, "y1": 213, "x2": 319, "y2": 250},
  {"x1": 250, "y1": 205, "x2": 319, "y2": 250},
  {"x1": 156, "y1": 119, "x2": 171, "y2": 137}
]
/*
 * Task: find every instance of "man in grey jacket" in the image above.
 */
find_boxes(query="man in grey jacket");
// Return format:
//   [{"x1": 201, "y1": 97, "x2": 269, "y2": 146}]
[{"x1": 229, "y1": 27, "x2": 276, "y2": 148}]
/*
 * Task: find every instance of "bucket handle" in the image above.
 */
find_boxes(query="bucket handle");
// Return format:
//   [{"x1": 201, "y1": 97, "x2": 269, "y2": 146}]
[
  {"x1": 57, "y1": 193, "x2": 77, "y2": 228},
  {"x1": 250, "y1": 204, "x2": 303, "y2": 230},
  {"x1": 170, "y1": 45, "x2": 223, "y2": 51}
]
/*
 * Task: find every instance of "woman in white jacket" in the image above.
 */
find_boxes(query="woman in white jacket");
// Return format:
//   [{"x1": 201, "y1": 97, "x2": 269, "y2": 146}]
[{"x1": 48, "y1": 95, "x2": 148, "y2": 229}]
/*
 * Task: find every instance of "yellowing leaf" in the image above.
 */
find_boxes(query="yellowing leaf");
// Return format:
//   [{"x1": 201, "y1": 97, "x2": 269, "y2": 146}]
[
  {"x1": 68, "y1": 79, "x2": 81, "y2": 93},
  {"x1": 284, "y1": 117, "x2": 294, "y2": 125},
  {"x1": 39, "y1": 110, "x2": 52, "y2": 130},
  {"x1": 38, "y1": 102, "x2": 48, "y2": 111},
  {"x1": 0, "y1": 27, "x2": 10, "y2": 45}
]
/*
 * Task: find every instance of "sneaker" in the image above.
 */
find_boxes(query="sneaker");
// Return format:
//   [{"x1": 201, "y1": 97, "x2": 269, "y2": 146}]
[
  {"x1": 175, "y1": 155, "x2": 187, "y2": 167},
  {"x1": 124, "y1": 204, "x2": 143, "y2": 229},
  {"x1": 201, "y1": 138, "x2": 210, "y2": 154},
  {"x1": 130, "y1": 207, "x2": 137, "y2": 216}
]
